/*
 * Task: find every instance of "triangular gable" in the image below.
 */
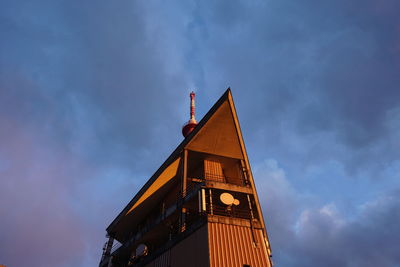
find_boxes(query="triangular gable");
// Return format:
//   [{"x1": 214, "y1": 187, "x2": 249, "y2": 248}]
[
  {"x1": 185, "y1": 90, "x2": 271, "y2": 251},
  {"x1": 185, "y1": 95, "x2": 244, "y2": 159}
]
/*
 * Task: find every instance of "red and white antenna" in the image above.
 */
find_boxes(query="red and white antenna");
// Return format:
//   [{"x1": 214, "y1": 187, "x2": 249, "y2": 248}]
[
  {"x1": 182, "y1": 91, "x2": 198, "y2": 137},
  {"x1": 190, "y1": 91, "x2": 196, "y2": 122}
]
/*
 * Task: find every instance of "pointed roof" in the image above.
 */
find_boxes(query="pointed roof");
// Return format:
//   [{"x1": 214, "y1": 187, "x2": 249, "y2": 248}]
[
  {"x1": 186, "y1": 96, "x2": 244, "y2": 159},
  {"x1": 106, "y1": 88, "x2": 250, "y2": 237}
]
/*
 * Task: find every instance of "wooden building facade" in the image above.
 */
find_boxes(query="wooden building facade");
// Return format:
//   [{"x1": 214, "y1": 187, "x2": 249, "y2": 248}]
[{"x1": 99, "y1": 89, "x2": 273, "y2": 267}]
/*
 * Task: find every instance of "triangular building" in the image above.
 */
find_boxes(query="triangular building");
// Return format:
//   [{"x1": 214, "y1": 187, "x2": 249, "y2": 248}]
[{"x1": 99, "y1": 89, "x2": 273, "y2": 267}]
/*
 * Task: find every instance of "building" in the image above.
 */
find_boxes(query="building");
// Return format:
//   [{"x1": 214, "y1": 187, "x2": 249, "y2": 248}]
[{"x1": 99, "y1": 89, "x2": 273, "y2": 267}]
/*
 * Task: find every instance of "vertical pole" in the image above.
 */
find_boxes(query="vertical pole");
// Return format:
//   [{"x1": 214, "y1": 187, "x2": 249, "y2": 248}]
[
  {"x1": 247, "y1": 194, "x2": 254, "y2": 220},
  {"x1": 105, "y1": 236, "x2": 114, "y2": 256},
  {"x1": 241, "y1": 159, "x2": 249, "y2": 186},
  {"x1": 247, "y1": 194, "x2": 257, "y2": 246},
  {"x1": 180, "y1": 149, "x2": 188, "y2": 232},
  {"x1": 182, "y1": 149, "x2": 188, "y2": 198},
  {"x1": 209, "y1": 189, "x2": 213, "y2": 215},
  {"x1": 201, "y1": 189, "x2": 206, "y2": 212},
  {"x1": 181, "y1": 207, "x2": 187, "y2": 232},
  {"x1": 100, "y1": 236, "x2": 114, "y2": 266},
  {"x1": 190, "y1": 91, "x2": 196, "y2": 121},
  {"x1": 198, "y1": 191, "x2": 201, "y2": 213}
]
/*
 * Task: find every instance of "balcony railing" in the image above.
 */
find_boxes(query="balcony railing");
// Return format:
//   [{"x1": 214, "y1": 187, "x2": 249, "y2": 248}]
[
  {"x1": 110, "y1": 182, "x2": 203, "y2": 258},
  {"x1": 209, "y1": 204, "x2": 252, "y2": 219},
  {"x1": 204, "y1": 172, "x2": 246, "y2": 186},
  {"x1": 111, "y1": 240, "x2": 122, "y2": 254},
  {"x1": 106, "y1": 174, "x2": 254, "y2": 265}
]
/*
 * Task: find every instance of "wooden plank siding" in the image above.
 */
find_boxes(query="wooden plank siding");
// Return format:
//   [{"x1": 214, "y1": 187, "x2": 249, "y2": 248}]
[{"x1": 208, "y1": 222, "x2": 271, "y2": 267}]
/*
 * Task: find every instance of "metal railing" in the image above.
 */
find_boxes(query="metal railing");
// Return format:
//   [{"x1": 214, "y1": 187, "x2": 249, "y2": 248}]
[
  {"x1": 113, "y1": 182, "x2": 203, "y2": 258},
  {"x1": 111, "y1": 240, "x2": 122, "y2": 254},
  {"x1": 204, "y1": 172, "x2": 246, "y2": 186},
  {"x1": 210, "y1": 204, "x2": 252, "y2": 219}
]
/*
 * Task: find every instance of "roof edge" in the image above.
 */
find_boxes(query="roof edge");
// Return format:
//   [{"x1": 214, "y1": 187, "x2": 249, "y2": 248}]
[{"x1": 106, "y1": 88, "x2": 232, "y2": 233}]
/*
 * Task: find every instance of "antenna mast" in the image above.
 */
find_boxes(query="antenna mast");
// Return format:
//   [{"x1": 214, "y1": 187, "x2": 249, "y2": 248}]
[{"x1": 182, "y1": 91, "x2": 198, "y2": 137}]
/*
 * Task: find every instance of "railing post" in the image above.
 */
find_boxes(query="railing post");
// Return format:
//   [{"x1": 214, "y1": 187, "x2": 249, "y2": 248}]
[
  {"x1": 100, "y1": 236, "x2": 114, "y2": 266},
  {"x1": 209, "y1": 189, "x2": 213, "y2": 215},
  {"x1": 199, "y1": 188, "x2": 207, "y2": 213},
  {"x1": 105, "y1": 236, "x2": 114, "y2": 257},
  {"x1": 241, "y1": 159, "x2": 249, "y2": 186}
]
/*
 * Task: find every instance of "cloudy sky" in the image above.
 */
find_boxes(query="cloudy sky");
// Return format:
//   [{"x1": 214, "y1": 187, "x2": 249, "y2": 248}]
[{"x1": 1, "y1": 0, "x2": 400, "y2": 266}]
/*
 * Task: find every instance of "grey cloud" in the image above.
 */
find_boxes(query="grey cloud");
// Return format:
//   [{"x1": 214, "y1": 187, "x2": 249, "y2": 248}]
[
  {"x1": 182, "y1": 0, "x2": 400, "y2": 175},
  {"x1": 0, "y1": 1, "x2": 191, "y2": 266},
  {"x1": 257, "y1": 159, "x2": 400, "y2": 266},
  {"x1": 292, "y1": 191, "x2": 400, "y2": 267},
  {"x1": 1, "y1": 0, "x2": 192, "y2": 172}
]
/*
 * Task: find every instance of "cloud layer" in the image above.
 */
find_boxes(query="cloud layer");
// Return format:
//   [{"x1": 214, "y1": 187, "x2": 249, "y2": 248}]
[
  {"x1": 1, "y1": 0, "x2": 399, "y2": 266},
  {"x1": 255, "y1": 160, "x2": 400, "y2": 267}
]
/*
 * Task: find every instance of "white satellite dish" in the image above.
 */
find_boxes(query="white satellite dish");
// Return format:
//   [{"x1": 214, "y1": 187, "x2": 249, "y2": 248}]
[
  {"x1": 233, "y1": 199, "x2": 240, "y2": 206},
  {"x1": 135, "y1": 244, "x2": 148, "y2": 256},
  {"x1": 220, "y1": 192, "x2": 235, "y2": 205}
]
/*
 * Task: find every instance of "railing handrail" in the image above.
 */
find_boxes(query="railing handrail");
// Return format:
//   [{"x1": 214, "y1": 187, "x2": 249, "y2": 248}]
[{"x1": 204, "y1": 172, "x2": 246, "y2": 186}]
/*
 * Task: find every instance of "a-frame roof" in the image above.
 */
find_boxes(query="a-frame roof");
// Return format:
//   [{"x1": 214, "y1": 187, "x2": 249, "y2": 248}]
[
  {"x1": 106, "y1": 88, "x2": 249, "y2": 235},
  {"x1": 186, "y1": 94, "x2": 244, "y2": 159}
]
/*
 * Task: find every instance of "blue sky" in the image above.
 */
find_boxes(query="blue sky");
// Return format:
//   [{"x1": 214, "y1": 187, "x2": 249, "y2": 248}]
[{"x1": 1, "y1": 0, "x2": 400, "y2": 266}]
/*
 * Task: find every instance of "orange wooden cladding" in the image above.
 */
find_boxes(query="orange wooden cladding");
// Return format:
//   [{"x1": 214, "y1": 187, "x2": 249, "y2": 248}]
[
  {"x1": 204, "y1": 160, "x2": 225, "y2": 183},
  {"x1": 208, "y1": 222, "x2": 271, "y2": 267}
]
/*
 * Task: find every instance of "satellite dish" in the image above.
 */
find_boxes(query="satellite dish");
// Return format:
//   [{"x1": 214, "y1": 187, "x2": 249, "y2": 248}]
[
  {"x1": 233, "y1": 199, "x2": 240, "y2": 206},
  {"x1": 135, "y1": 244, "x2": 148, "y2": 256},
  {"x1": 220, "y1": 193, "x2": 234, "y2": 205}
]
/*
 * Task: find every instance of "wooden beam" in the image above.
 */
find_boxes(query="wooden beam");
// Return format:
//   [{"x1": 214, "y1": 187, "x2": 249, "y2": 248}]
[{"x1": 182, "y1": 149, "x2": 188, "y2": 198}]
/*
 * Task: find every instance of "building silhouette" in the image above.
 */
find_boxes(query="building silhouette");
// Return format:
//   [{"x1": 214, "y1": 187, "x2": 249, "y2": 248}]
[{"x1": 99, "y1": 89, "x2": 273, "y2": 267}]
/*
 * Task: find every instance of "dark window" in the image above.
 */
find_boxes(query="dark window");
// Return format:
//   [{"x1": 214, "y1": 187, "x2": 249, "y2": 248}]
[{"x1": 243, "y1": 265, "x2": 251, "y2": 267}]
